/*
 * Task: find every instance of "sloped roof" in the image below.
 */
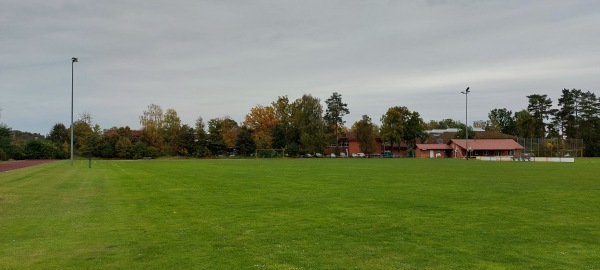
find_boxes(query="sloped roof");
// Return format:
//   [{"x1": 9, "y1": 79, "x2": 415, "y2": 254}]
[
  {"x1": 451, "y1": 139, "x2": 524, "y2": 150},
  {"x1": 474, "y1": 131, "x2": 517, "y2": 140},
  {"x1": 426, "y1": 128, "x2": 484, "y2": 133},
  {"x1": 415, "y1": 144, "x2": 452, "y2": 150},
  {"x1": 422, "y1": 131, "x2": 517, "y2": 144}
]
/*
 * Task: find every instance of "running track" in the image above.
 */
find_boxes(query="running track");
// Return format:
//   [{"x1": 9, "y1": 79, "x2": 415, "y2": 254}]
[{"x1": 0, "y1": 160, "x2": 57, "y2": 173}]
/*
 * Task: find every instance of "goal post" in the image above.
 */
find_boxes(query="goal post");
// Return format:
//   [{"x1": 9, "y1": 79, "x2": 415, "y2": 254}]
[{"x1": 255, "y1": 149, "x2": 286, "y2": 158}]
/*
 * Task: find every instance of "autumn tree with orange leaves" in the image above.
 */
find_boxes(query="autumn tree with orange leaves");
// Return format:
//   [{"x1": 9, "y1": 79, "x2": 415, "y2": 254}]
[{"x1": 243, "y1": 105, "x2": 279, "y2": 149}]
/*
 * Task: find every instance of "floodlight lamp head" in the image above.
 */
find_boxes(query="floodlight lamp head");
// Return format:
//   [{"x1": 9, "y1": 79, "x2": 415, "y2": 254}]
[{"x1": 72, "y1": 57, "x2": 78, "y2": 63}]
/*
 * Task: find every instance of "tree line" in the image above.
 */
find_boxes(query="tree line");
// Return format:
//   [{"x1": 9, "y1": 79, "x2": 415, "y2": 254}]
[
  {"x1": 481, "y1": 89, "x2": 599, "y2": 156},
  {"x1": 1, "y1": 88, "x2": 598, "y2": 160}
]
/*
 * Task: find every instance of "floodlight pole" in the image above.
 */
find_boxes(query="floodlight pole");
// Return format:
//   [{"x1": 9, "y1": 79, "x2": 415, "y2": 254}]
[
  {"x1": 461, "y1": 87, "x2": 470, "y2": 159},
  {"x1": 70, "y1": 57, "x2": 78, "y2": 165}
]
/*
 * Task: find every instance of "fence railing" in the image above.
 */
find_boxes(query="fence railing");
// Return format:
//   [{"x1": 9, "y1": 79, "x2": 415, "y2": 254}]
[{"x1": 516, "y1": 138, "x2": 584, "y2": 157}]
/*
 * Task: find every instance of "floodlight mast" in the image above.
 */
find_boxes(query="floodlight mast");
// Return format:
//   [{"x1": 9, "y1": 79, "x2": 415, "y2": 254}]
[
  {"x1": 461, "y1": 87, "x2": 470, "y2": 159},
  {"x1": 70, "y1": 57, "x2": 78, "y2": 165}
]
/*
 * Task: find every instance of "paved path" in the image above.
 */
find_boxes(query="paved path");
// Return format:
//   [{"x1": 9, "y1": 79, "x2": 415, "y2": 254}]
[{"x1": 0, "y1": 160, "x2": 57, "y2": 173}]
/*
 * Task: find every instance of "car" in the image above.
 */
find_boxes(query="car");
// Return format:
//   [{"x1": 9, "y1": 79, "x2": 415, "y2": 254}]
[
  {"x1": 357, "y1": 153, "x2": 365, "y2": 158},
  {"x1": 330, "y1": 153, "x2": 336, "y2": 158}
]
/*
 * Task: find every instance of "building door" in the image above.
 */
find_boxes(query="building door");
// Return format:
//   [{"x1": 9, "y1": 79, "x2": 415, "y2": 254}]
[{"x1": 429, "y1": 150, "x2": 434, "y2": 158}]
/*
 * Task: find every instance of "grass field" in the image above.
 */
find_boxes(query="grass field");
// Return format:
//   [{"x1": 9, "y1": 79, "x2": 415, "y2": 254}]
[{"x1": 1, "y1": 158, "x2": 599, "y2": 269}]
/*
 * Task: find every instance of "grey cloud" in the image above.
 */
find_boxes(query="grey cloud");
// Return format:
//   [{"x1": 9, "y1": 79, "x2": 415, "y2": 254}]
[{"x1": 1, "y1": 0, "x2": 599, "y2": 134}]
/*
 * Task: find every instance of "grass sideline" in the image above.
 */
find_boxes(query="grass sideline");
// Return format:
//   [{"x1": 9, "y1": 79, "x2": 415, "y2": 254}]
[{"x1": 1, "y1": 158, "x2": 599, "y2": 269}]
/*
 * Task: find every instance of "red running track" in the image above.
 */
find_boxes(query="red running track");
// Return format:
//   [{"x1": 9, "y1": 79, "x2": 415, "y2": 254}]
[{"x1": 0, "y1": 160, "x2": 57, "y2": 173}]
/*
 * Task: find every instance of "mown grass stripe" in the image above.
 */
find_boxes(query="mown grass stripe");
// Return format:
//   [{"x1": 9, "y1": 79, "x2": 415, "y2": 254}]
[{"x1": 0, "y1": 158, "x2": 599, "y2": 269}]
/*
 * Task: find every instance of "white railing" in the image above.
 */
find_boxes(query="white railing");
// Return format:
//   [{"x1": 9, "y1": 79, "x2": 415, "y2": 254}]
[{"x1": 478, "y1": 156, "x2": 575, "y2": 163}]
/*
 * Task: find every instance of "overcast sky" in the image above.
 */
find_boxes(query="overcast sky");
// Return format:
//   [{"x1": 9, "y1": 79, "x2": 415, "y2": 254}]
[{"x1": 2, "y1": 0, "x2": 599, "y2": 135}]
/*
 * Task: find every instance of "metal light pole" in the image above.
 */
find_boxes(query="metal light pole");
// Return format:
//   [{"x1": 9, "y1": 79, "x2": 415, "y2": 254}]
[
  {"x1": 461, "y1": 87, "x2": 470, "y2": 159},
  {"x1": 70, "y1": 57, "x2": 78, "y2": 165}
]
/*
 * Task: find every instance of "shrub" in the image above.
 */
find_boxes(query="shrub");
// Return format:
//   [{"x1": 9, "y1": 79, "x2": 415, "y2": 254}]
[
  {"x1": 144, "y1": 146, "x2": 160, "y2": 159},
  {"x1": 10, "y1": 144, "x2": 26, "y2": 160},
  {"x1": 0, "y1": 148, "x2": 8, "y2": 161},
  {"x1": 285, "y1": 143, "x2": 300, "y2": 157},
  {"x1": 24, "y1": 139, "x2": 59, "y2": 159}
]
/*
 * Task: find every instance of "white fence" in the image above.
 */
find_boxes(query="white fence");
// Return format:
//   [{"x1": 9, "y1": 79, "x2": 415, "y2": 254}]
[{"x1": 478, "y1": 156, "x2": 575, "y2": 163}]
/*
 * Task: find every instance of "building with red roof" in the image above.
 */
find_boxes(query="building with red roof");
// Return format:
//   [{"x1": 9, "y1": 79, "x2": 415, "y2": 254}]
[
  {"x1": 414, "y1": 139, "x2": 525, "y2": 158},
  {"x1": 414, "y1": 143, "x2": 453, "y2": 158},
  {"x1": 449, "y1": 139, "x2": 524, "y2": 158},
  {"x1": 325, "y1": 132, "x2": 409, "y2": 157}
]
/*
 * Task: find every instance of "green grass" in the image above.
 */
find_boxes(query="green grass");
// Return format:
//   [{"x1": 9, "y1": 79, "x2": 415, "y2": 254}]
[{"x1": 1, "y1": 158, "x2": 599, "y2": 269}]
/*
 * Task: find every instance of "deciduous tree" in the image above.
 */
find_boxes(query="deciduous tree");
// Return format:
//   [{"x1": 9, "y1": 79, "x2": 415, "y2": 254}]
[
  {"x1": 115, "y1": 136, "x2": 133, "y2": 158},
  {"x1": 176, "y1": 124, "x2": 195, "y2": 156},
  {"x1": 235, "y1": 127, "x2": 256, "y2": 156},
  {"x1": 352, "y1": 115, "x2": 377, "y2": 154},
  {"x1": 243, "y1": 105, "x2": 278, "y2": 149},
  {"x1": 207, "y1": 117, "x2": 238, "y2": 155},
  {"x1": 454, "y1": 125, "x2": 476, "y2": 140},
  {"x1": 291, "y1": 94, "x2": 326, "y2": 154},
  {"x1": 381, "y1": 106, "x2": 426, "y2": 149},
  {"x1": 195, "y1": 117, "x2": 207, "y2": 141},
  {"x1": 380, "y1": 106, "x2": 407, "y2": 149},
  {"x1": 72, "y1": 119, "x2": 92, "y2": 156},
  {"x1": 423, "y1": 118, "x2": 463, "y2": 130},
  {"x1": 221, "y1": 117, "x2": 239, "y2": 148},
  {"x1": 0, "y1": 124, "x2": 12, "y2": 160},
  {"x1": 271, "y1": 96, "x2": 295, "y2": 147},
  {"x1": 162, "y1": 108, "x2": 182, "y2": 155},
  {"x1": 487, "y1": 108, "x2": 517, "y2": 135},
  {"x1": 271, "y1": 124, "x2": 287, "y2": 149},
  {"x1": 48, "y1": 123, "x2": 69, "y2": 150},
  {"x1": 404, "y1": 111, "x2": 426, "y2": 148},
  {"x1": 139, "y1": 104, "x2": 164, "y2": 150},
  {"x1": 24, "y1": 139, "x2": 60, "y2": 159}
]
